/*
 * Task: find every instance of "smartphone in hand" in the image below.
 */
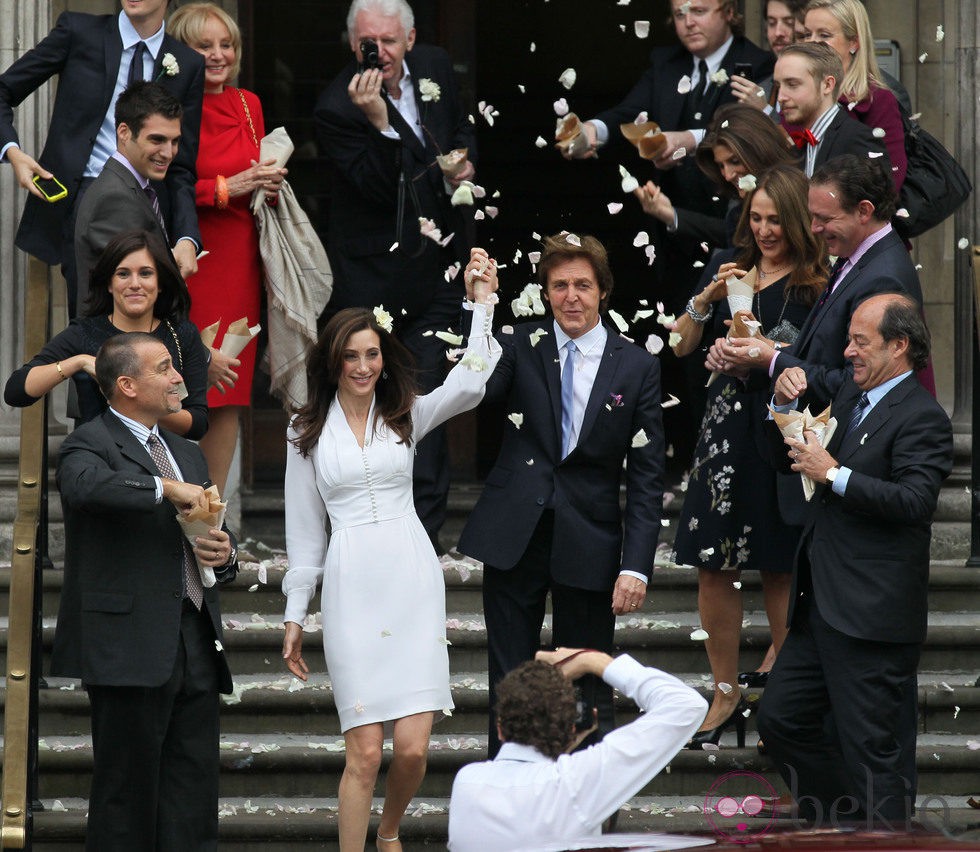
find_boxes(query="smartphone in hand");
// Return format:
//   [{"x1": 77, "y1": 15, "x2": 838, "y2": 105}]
[{"x1": 32, "y1": 174, "x2": 67, "y2": 202}]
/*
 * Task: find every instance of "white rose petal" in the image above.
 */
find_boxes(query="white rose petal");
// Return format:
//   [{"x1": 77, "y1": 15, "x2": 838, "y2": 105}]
[
  {"x1": 389, "y1": 241, "x2": 399, "y2": 252},
  {"x1": 733, "y1": 581, "x2": 742, "y2": 589},
  {"x1": 634, "y1": 20, "x2": 650, "y2": 38},
  {"x1": 872, "y1": 127, "x2": 886, "y2": 138},
  {"x1": 460, "y1": 351, "x2": 488, "y2": 372},
  {"x1": 645, "y1": 335, "x2": 664, "y2": 355},
  {"x1": 632, "y1": 309, "x2": 654, "y2": 322},
  {"x1": 530, "y1": 42, "x2": 536, "y2": 52},
  {"x1": 662, "y1": 393, "x2": 681, "y2": 408},
  {"x1": 248, "y1": 583, "x2": 259, "y2": 592},
  {"x1": 507, "y1": 412, "x2": 524, "y2": 429},
  {"x1": 633, "y1": 231, "x2": 650, "y2": 247},
  {"x1": 690, "y1": 628, "x2": 710, "y2": 641},
  {"x1": 372, "y1": 305, "x2": 393, "y2": 333},
  {"x1": 718, "y1": 682, "x2": 733, "y2": 695},
  {"x1": 608, "y1": 309, "x2": 630, "y2": 332},
  {"x1": 608, "y1": 202, "x2": 624, "y2": 215},
  {"x1": 619, "y1": 164, "x2": 640, "y2": 193},
  {"x1": 534, "y1": 135, "x2": 548, "y2": 148},
  {"x1": 553, "y1": 97, "x2": 570, "y2": 116},
  {"x1": 958, "y1": 237, "x2": 970, "y2": 250},
  {"x1": 529, "y1": 328, "x2": 548, "y2": 347},
  {"x1": 631, "y1": 429, "x2": 650, "y2": 448},
  {"x1": 645, "y1": 244, "x2": 657, "y2": 265},
  {"x1": 485, "y1": 206, "x2": 499, "y2": 219},
  {"x1": 558, "y1": 68, "x2": 577, "y2": 90},
  {"x1": 868, "y1": 151, "x2": 884, "y2": 159},
  {"x1": 936, "y1": 24, "x2": 945, "y2": 42},
  {"x1": 671, "y1": 147, "x2": 687, "y2": 160},
  {"x1": 451, "y1": 182, "x2": 475, "y2": 206},
  {"x1": 435, "y1": 330, "x2": 464, "y2": 346},
  {"x1": 919, "y1": 52, "x2": 928, "y2": 63},
  {"x1": 677, "y1": 75, "x2": 692, "y2": 95},
  {"x1": 668, "y1": 331, "x2": 683, "y2": 348},
  {"x1": 526, "y1": 458, "x2": 534, "y2": 465},
  {"x1": 527, "y1": 251, "x2": 541, "y2": 264},
  {"x1": 565, "y1": 232, "x2": 582, "y2": 247},
  {"x1": 748, "y1": 346, "x2": 761, "y2": 358},
  {"x1": 896, "y1": 207, "x2": 910, "y2": 219},
  {"x1": 737, "y1": 174, "x2": 757, "y2": 192}
]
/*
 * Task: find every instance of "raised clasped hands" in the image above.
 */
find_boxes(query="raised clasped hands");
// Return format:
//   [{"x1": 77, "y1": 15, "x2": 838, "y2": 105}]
[
  {"x1": 228, "y1": 158, "x2": 287, "y2": 202},
  {"x1": 282, "y1": 621, "x2": 309, "y2": 682},
  {"x1": 464, "y1": 247, "x2": 498, "y2": 303},
  {"x1": 347, "y1": 67, "x2": 389, "y2": 132}
]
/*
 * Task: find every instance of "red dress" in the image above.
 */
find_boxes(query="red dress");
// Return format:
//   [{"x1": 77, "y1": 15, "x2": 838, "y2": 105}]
[{"x1": 190, "y1": 86, "x2": 264, "y2": 408}]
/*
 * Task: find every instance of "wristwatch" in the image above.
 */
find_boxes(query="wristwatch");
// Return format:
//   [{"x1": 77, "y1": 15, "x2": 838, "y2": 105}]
[{"x1": 825, "y1": 466, "x2": 840, "y2": 484}]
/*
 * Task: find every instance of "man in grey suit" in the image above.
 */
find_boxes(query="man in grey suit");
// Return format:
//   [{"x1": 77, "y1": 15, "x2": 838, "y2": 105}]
[
  {"x1": 758, "y1": 293, "x2": 953, "y2": 825},
  {"x1": 73, "y1": 82, "x2": 181, "y2": 313},
  {"x1": 54, "y1": 332, "x2": 237, "y2": 850},
  {"x1": 0, "y1": 0, "x2": 203, "y2": 301}
]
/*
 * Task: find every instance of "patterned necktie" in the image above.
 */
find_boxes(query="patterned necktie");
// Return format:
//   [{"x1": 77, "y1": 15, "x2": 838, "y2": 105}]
[
  {"x1": 561, "y1": 340, "x2": 577, "y2": 458},
  {"x1": 146, "y1": 434, "x2": 204, "y2": 610},
  {"x1": 843, "y1": 391, "x2": 870, "y2": 439},
  {"x1": 143, "y1": 185, "x2": 170, "y2": 244},
  {"x1": 128, "y1": 41, "x2": 148, "y2": 86},
  {"x1": 815, "y1": 257, "x2": 847, "y2": 310}
]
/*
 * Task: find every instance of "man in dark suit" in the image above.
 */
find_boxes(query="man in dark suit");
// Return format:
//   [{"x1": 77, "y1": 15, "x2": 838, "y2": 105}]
[
  {"x1": 458, "y1": 233, "x2": 666, "y2": 757},
  {"x1": 72, "y1": 82, "x2": 183, "y2": 312},
  {"x1": 711, "y1": 155, "x2": 920, "y2": 413},
  {"x1": 53, "y1": 332, "x2": 237, "y2": 851},
  {"x1": 0, "y1": 0, "x2": 204, "y2": 303},
  {"x1": 314, "y1": 0, "x2": 477, "y2": 549},
  {"x1": 756, "y1": 293, "x2": 953, "y2": 825},
  {"x1": 774, "y1": 43, "x2": 887, "y2": 178}
]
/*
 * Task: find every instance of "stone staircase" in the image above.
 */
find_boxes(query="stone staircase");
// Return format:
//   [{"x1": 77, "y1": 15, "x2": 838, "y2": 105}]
[{"x1": 2, "y1": 461, "x2": 980, "y2": 848}]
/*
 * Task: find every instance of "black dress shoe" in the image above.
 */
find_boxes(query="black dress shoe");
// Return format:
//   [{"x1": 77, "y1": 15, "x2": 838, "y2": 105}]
[
  {"x1": 687, "y1": 697, "x2": 749, "y2": 749},
  {"x1": 738, "y1": 670, "x2": 770, "y2": 688}
]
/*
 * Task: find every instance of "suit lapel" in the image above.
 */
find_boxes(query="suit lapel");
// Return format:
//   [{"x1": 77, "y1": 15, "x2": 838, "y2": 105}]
[
  {"x1": 576, "y1": 330, "x2": 622, "y2": 450},
  {"x1": 535, "y1": 329, "x2": 563, "y2": 450},
  {"x1": 835, "y1": 375, "x2": 915, "y2": 463},
  {"x1": 104, "y1": 411, "x2": 158, "y2": 476},
  {"x1": 101, "y1": 18, "x2": 124, "y2": 125},
  {"x1": 162, "y1": 429, "x2": 202, "y2": 484}
]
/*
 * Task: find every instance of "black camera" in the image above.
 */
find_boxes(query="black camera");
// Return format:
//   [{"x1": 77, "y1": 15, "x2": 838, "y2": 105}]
[{"x1": 359, "y1": 38, "x2": 380, "y2": 72}]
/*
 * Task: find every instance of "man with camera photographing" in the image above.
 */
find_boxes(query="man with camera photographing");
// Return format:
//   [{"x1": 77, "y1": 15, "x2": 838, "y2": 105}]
[{"x1": 314, "y1": 0, "x2": 476, "y2": 552}]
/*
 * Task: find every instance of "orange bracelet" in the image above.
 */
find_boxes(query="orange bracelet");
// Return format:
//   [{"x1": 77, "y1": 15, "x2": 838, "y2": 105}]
[{"x1": 215, "y1": 175, "x2": 229, "y2": 210}]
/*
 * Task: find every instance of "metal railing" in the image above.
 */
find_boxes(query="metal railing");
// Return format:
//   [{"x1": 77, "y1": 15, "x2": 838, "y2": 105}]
[{"x1": 2, "y1": 256, "x2": 51, "y2": 849}]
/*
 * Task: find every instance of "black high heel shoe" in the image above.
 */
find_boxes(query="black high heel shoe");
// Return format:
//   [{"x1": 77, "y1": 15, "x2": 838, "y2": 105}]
[
  {"x1": 687, "y1": 697, "x2": 749, "y2": 749},
  {"x1": 738, "y1": 670, "x2": 770, "y2": 688}
]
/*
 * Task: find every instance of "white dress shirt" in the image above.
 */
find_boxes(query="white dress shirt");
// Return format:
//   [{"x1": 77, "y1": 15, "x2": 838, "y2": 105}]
[
  {"x1": 380, "y1": 59, "x2": 425, "y2": 143},
  {"x1": 448, "y1": 656, "x2": 707, "y2": 852}
]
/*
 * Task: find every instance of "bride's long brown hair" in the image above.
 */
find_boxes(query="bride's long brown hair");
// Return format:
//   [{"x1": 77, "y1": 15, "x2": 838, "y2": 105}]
[{"x1": 289, "y1": 308, "x2": 417, "y2": 458}]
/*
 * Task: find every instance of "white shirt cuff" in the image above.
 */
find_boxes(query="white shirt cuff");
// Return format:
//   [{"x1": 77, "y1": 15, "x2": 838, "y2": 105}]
[{"x1": 619, "y1": 569, "x2": 648, "y2": 583}]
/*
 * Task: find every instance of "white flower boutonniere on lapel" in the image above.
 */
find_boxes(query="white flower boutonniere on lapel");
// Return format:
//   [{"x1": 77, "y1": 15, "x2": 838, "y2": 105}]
[
  {"x1": 709, "y1": 68, "x2": 729, "y2": 86},
  {"x1": 418, "y1": 78, "x2": 441, "y2": 103},
  {"x1": 158, "y1": 53, "x2": 179, "y2": 80}
]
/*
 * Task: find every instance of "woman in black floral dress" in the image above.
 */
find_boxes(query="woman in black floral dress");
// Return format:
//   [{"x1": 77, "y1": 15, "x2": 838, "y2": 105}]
[{"x1": 671, "y1": 166, "x2": 827, "y2": 747}]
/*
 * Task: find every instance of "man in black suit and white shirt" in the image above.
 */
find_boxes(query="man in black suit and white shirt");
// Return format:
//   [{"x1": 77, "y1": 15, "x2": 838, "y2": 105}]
[
  {"x1": 315, "y1": 0, "x2": 477, "y2": 549},
  {"x1": 757, "y1": 293, "x2": 953, "y2": 825},
  {"x1": 774, "y1": 42, "x2": 886, "y2": 177},
  {"x1": 73, "y1": 82, "x2": 183, "y2": 312},
  {"x1": 0, "y1": 0, "x2": 203, "y2": 301},
  {"x1": 54, "y1": 332, "x2": 238, "y2": 850},
  {"x1": 458, "y1": 233, "x2": 666, "y2": 757}
]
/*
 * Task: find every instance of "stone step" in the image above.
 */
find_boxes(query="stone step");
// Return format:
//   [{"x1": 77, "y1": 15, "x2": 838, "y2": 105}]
[
  {"x1": 20, "y1": 672, "x2": 980, "y2": 738},
  {"x1": 10, "y1": 733, "x2": 980, "y2": 800},
  {"x1": 6, "y1": 556, "x2": 980, "y2": 621},
  {"x1": 24, "y1": 796, "x2": 980, "y2": 851},
  {"x1": 10, "y1": 609, "x2": 980, "y2": 678}
]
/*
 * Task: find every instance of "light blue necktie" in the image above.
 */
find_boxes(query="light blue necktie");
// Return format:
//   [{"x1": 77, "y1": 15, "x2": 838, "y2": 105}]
[{"x1": 561, "y1": 340, "x2": 577, "y2": 458}]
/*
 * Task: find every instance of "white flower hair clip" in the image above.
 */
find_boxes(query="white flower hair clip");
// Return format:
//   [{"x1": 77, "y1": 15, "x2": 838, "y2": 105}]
[{"x1": 373, "y1": 305, "x2": 393, "y2": 333}]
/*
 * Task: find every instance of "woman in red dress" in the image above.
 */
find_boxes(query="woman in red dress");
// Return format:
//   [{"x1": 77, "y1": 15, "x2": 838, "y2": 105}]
[{"x1": 169, "y1": 2, "x2": 286, "y2": 493}]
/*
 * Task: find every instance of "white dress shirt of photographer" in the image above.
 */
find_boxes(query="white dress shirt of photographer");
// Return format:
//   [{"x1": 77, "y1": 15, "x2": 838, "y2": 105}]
[{"x1": 447, "y1": 651, "x2": 707, "y2": 852}]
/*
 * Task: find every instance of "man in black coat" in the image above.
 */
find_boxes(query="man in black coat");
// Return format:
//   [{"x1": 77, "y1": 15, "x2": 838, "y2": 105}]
[
  {"x1": 757, "y1": 294, "x2": 953, "y2": 825},
  {"x1": 0, "y1": 0, "x2": 204, "y2": 303},
  {"x1": 458, "y1": 233, "x2": 666, "y2": 757},
  {"x1": 54, "y1": 332, "x2": 237, "y2": 850},
  {"x1": 314, "y1": 0, "x2": 476, "y2": 547}
]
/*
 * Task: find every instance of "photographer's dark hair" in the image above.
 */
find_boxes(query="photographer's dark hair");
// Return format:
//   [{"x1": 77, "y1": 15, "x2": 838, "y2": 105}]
[
  {"x1": 115, "y1": 80, "x2": 183, "y2": 136},
  {"x1": 84, "y1": 229, "x2": 190, "y2": 320},
  {"x1": 495, "y1": 661, "x2": 577, "y2": 759},
  {"x1": 811, "y1": 153, "x2": 898, "y2": 221},
  {"x1": 289, "y1": 308, "x2": 418, "y2": 458}
]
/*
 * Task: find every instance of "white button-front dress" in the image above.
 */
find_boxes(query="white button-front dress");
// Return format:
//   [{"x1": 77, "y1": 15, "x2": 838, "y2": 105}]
[{"x1": 282, "y1": 302, "x2": 499, "y2": 731}]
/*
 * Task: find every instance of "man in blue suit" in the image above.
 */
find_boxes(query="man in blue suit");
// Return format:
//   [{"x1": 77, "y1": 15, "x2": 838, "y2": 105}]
[
  {"x1": 0, "y1": 0, "x2": 204, "y2": 306},
  {"x1": 459, "y1": 233, "x2": 666, "y2": 757}
]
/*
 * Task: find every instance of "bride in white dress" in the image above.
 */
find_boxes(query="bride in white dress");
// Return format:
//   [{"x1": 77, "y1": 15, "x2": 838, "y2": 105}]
[{"x1": 281, "y1": 249, "x2": 500, "y2": 851}]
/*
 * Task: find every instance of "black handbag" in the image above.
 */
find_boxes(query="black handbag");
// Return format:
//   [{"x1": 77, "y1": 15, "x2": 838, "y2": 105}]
[{"x1": 894, "y1": 111, "x2": 972, "y2": 239}]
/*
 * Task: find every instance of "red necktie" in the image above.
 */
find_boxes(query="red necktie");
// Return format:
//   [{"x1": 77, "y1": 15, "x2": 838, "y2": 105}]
[{"x1": 790, "y1": 128, "x2": 819, "y2": 149}]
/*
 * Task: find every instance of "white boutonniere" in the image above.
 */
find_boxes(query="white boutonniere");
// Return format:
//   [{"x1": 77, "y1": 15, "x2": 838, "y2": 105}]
[
  {"x1": 158, "y1": 53, "x2": 179, "y2": 80},
  {"x1": 372, "y1": 305, "x2": 393, "y2": 333},
  {"x1": 709, "y1": 68, "x2": 729, "y2": 86},
  {"x1": 418, "y1": 78, "x2": 441, "y2": 102}
]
